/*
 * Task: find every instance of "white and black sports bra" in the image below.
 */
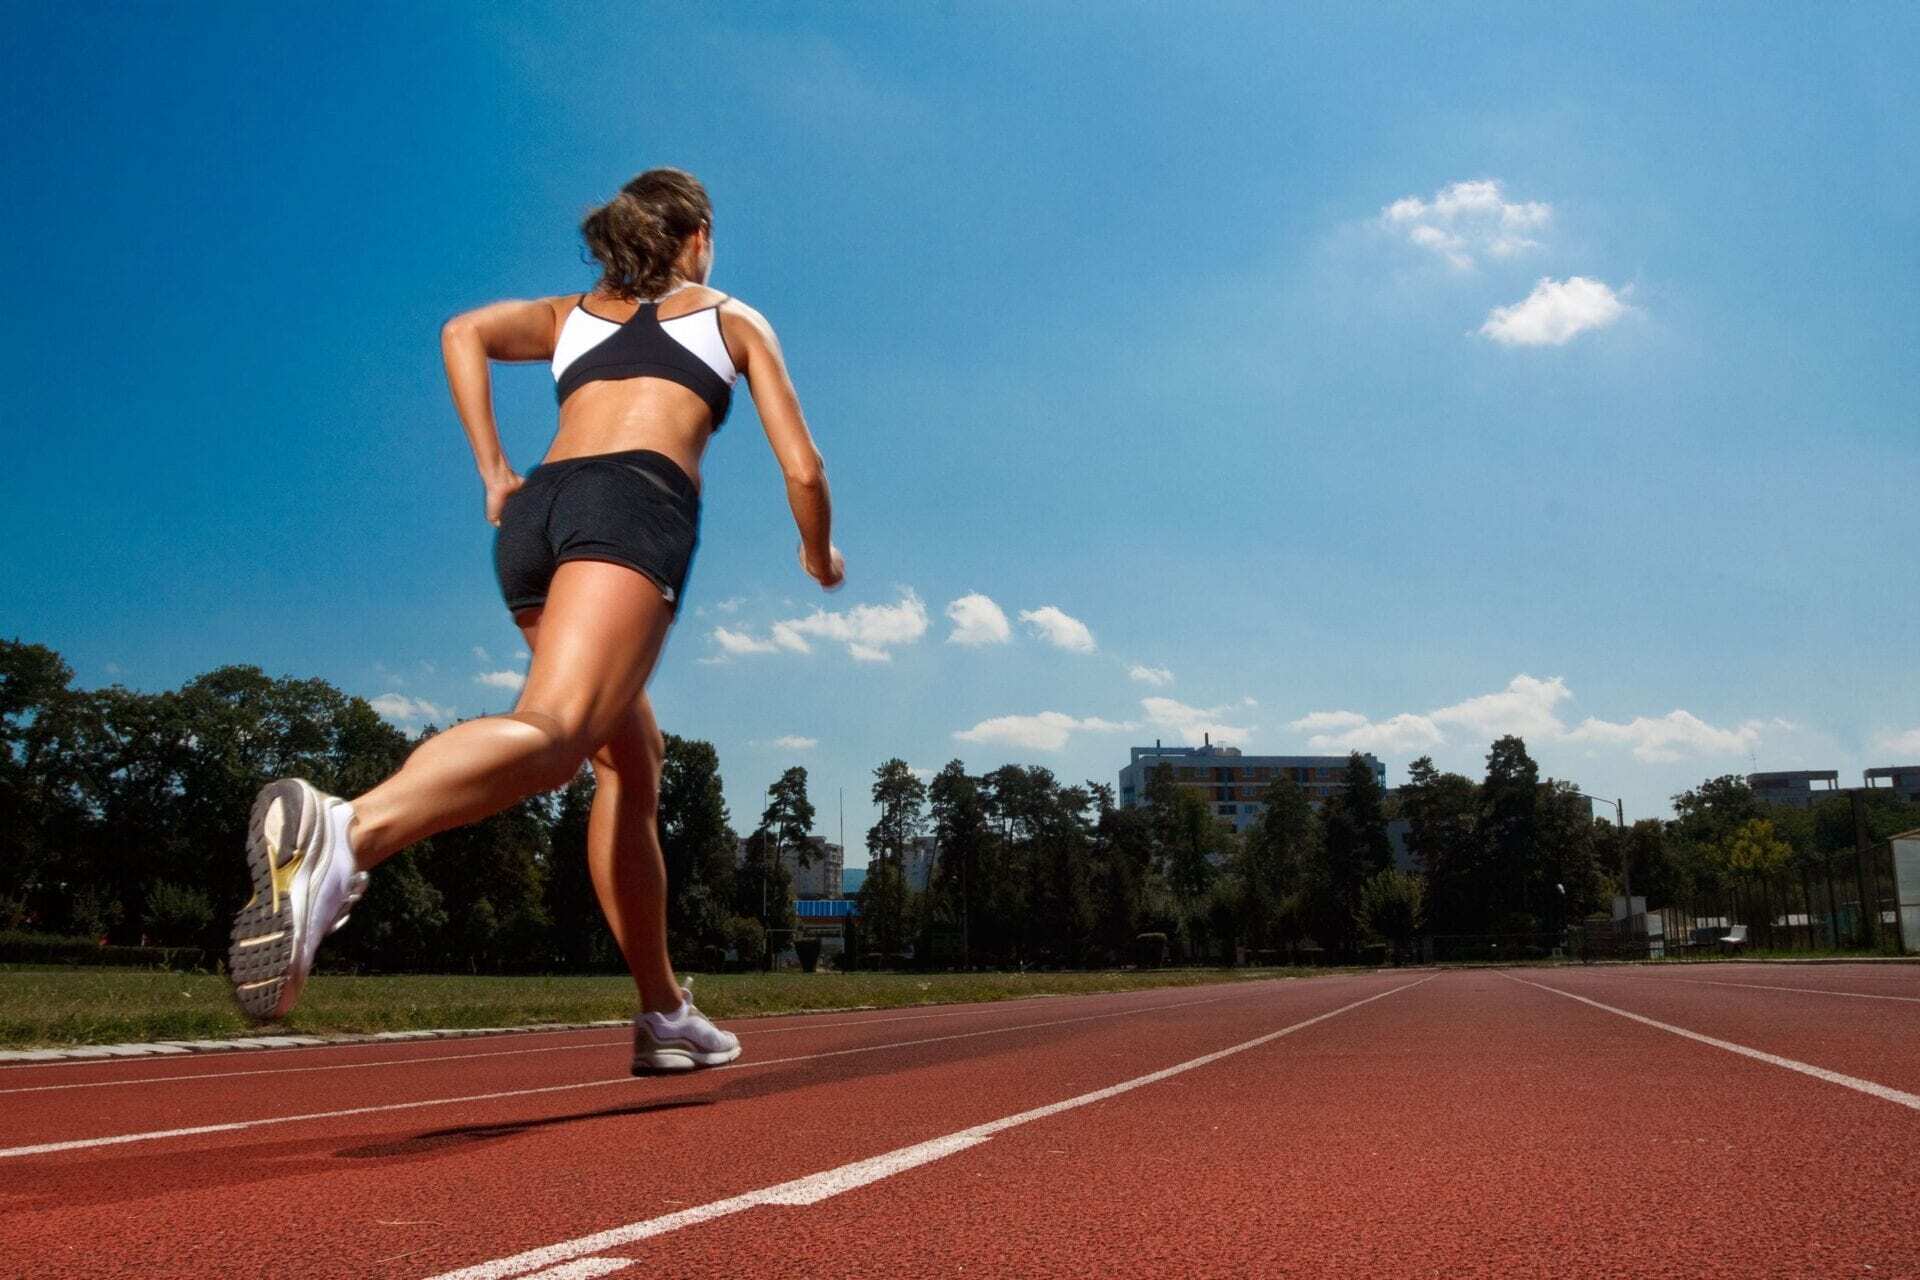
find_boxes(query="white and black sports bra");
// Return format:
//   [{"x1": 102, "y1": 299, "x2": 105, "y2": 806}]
[{"x1": 551, "y1": 282, "x2": 739, "y2": 428}]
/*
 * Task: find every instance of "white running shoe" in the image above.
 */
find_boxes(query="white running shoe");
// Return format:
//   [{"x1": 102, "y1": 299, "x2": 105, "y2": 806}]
[
  {"x1": 632, "y1": 986, "x2": 741, "y2": 1073},
  {"x1": 227, "y1": 778, "x2": 365, "y2": 1022}
]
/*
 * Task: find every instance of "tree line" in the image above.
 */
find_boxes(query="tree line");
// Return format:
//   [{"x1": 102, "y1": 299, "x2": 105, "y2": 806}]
[
  {"x1": 5, "y1": 640, "x2": 1913, "y2": 971},
  {"x1": 855, "y1": 743, "x2": 1574, "y2": 966},
  {"x1": 0, "y1": 641, "x2": 796, "y2": 972}
]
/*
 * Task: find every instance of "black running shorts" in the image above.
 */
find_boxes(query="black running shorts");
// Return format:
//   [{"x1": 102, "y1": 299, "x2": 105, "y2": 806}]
[{"x1": 493, "y1": 449, "x2": 700, "y2": 616}]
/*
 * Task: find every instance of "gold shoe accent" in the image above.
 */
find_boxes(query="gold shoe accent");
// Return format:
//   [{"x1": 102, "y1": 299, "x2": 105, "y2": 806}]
[
  {"x1": 259, "y1": 793, "x2": 308, "y2": 916},
  {"x1": 268, "y1": 842, "x2": 304, "y2": 916},
  {"x1": 234, "y1": 930, "x2": 287, "y2": 949}
]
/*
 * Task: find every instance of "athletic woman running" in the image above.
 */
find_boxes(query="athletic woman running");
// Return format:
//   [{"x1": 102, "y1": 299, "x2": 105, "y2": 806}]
[{"x1": 226, "y1": 168, "x2": 843, "y2": 1072}]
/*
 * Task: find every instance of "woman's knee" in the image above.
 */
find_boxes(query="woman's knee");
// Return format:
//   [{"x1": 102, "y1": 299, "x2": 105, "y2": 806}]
[{"x1": 508, "y1": 708, "x2": 601, "y2": 787}]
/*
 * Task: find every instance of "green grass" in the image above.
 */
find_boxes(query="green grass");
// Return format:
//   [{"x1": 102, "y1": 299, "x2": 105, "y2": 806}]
[{"x1": 0, "y1": 964, "x2": 1328, "y2": 1050}]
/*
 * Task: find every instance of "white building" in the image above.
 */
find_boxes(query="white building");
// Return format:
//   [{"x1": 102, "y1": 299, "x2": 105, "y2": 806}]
[
  {"x1": 736, "y1": 835, "x2": 844, "y2": 899},
  {"x1": 1118, "y1": 739, "x2": 1388, "y2": 834}
]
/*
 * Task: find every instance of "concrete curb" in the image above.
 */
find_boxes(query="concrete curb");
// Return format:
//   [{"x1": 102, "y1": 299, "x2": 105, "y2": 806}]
[{"x1": 0, "y1": 1019, "x2": 631, "y2": 1065}]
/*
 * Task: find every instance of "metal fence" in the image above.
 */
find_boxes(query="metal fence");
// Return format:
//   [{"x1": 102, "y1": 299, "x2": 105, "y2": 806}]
[{"x1": 1641, "y1": 841, "x2": 1907, "y2": 956}]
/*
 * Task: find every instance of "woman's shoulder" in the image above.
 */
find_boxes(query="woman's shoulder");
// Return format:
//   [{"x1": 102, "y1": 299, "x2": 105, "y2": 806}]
[{"x1": 711, "y1": 293, "x2": 772, "y2": 337}]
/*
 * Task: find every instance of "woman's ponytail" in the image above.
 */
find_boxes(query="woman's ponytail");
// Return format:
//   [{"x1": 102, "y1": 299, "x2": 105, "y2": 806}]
[{"x1": 580, "y1": 168, "x2": 712, "y2": 300}]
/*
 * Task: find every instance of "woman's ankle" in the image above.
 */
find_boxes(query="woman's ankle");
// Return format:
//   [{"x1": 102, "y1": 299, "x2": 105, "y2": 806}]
[{"x1": 637, "y1": 978, "x2": 685, "y2": 1015}]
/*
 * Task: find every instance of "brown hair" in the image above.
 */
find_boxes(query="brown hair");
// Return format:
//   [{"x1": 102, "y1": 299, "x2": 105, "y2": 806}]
[{"x1": 580, "y1": 168, "x2": 712, "y2": 300}]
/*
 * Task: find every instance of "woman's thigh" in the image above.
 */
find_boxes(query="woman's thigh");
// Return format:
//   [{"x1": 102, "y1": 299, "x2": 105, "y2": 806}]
[{"x1": 510, "y1": 560, "x2": 676, "y2": 749}]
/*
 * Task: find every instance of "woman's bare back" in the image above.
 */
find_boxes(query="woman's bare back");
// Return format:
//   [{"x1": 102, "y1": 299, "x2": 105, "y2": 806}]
[{"x1": 544, "y1": 283, "x2": 748, "y2": 490}]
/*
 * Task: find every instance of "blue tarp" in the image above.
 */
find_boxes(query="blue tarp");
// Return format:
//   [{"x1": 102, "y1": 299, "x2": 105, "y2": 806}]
[{"x1": 795, "y1": 899, "x2": 859, "y2": 920}]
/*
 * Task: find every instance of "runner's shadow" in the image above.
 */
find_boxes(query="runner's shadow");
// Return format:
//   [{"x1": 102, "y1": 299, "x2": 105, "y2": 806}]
[{"x1": 335, "y1": 1097, "x2": 712, "y2": 1159}]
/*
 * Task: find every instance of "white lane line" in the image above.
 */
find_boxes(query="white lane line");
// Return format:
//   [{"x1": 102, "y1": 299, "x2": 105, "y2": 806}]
[
  {"x1": 0, "y1": 1024, "x2": 623, "y2": 1072},
  {"x1": 1654, "y1": 978, "x2": 1920, "y2": 1005},
  {"x1": 0, "y1": 984, "x2": 1295, "y2": 1095},
  {"x1": 1502, "y1": 972, "x2": 1920, "y2": 1111},
  {"x1": 0, "y1": 983, "x2": 1286, "y2": 1160},
  {"x1": 0, "y1": 1037, "x2": 629, "y2": 1096},
  {"x1": 425, "y1": 977, "x2": 1433, "y2": 1280}
]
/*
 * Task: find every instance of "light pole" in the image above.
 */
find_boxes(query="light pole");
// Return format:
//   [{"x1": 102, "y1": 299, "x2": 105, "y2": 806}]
[{"x1": 1572, "y1": 791, "x2": 1629, "y2": 907}]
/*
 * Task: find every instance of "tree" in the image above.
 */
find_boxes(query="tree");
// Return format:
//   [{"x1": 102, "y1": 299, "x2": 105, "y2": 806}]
[
  {"x1": 856, "y1": 856, "x2": 910, "y2": 960},
  {"x1": 759, "y1": 766, "x2": 816, "y2": 867},
  {"x1": 417, "y1": 793, "x2": 552, "y2": 972},
  {"x1": 1707, "y1": 816, "x2": 1791, "y2": 942},
  {"x1": 1029, "y1": 778, "x2": 1097, "y2": 966},
  {"x1": 1356, "y1": 868, "x2": 1426, "y2": 963},
  {"x1": 735, "y1": 826, "x2": 796, "y2": 936},
  {"x1": 544, "y1": 771, "x2": 616, "y2": 971},
  {"x1": 1536, "y1": 781, "x2": 1607, "y2": 930},
  {"x1": 866, "y1": 758, "x2": 928, "y2": 867},
  {"x1": 659, "y1": 734, "x2": 736, "y2": 944},
  {"x1": 1161, "y1": 786, "x2": 1222, "y2": 957},
  {"x1": 1237, "y1": 775, "x2": 1314, "y2": 952},
  {"x1": 1480, "y1": 736, "x2": 1542, "y2": 932},
  {"x1": 1087, "y1": 781, "x2": 1155, "y2": 965},
  {"x1": 1316, "y1": 753, "x2": 1393, "y2": 954},
  {"x1": 929, "y1": 761, "x2": 991, "y2": 965},
  {"x1": 1399, "y1": 756, "x2": 1482, "y2": 934},
  {"x1": 0, "y1": 640, "x2": 90, "y2": 932},
  {"x1": 1621, "y1": 818, "x2": 1687, "y2": 911}
]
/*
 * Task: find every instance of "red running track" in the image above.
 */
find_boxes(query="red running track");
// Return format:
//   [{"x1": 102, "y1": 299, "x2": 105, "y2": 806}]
[{"x1": 2, "y1": 964, "x2": 1917, "y2": 1278}]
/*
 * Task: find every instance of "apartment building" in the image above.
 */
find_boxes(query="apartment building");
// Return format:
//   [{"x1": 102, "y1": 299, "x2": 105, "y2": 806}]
[
  {"x1": 737, "y1": 834, "x2": 844, "y2": 899},
  {"x1": 1117, "y1": 739, "x2": 1388, "y2": 833}
]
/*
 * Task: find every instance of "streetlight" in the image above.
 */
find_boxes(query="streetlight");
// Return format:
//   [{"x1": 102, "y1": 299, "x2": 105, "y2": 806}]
[{"x1": 1571, "y1": 791, "x2": 1629, "y2": 906}]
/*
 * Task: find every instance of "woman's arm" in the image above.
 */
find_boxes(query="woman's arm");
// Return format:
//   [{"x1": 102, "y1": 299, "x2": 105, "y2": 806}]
[
  {"x1": 723, "y1": 301, "x2": 844, "y2": 589},
  {"x1": 439, "y1": 297, "x2": 568, "y2": 525}
]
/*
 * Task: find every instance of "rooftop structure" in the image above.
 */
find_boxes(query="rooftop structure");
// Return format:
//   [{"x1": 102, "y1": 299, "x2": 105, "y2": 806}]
[
  {"x1": 1866, "y1": 766, "x2": 1920, "y2": 804},
  {"x1": 1748, "y1": 770, "x2": 1841, "y2": 809}
]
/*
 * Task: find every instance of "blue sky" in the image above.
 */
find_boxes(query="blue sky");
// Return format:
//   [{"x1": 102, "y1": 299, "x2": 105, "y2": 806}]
[{"x1": 4, "y1": 3, "x2": 1916, "y2": 858}]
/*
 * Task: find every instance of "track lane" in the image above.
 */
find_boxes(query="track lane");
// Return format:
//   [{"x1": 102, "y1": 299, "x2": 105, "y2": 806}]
[
  {"x1": 651, "y1": 968, "x2": 1920, "y2": 1279},
  {"x1": 1630, "y1": 960, "x2": 1920, "y2": 1002},
  {"x1": 1, "y1": 974, "x2": 1412, "y2": 1278},
  {"x1": 1522, "y1": 965, "x2": 1920, "y2": 1095},
  {"x1": 0, "y1": 981, "x2": 1351, "y2": 1149}
]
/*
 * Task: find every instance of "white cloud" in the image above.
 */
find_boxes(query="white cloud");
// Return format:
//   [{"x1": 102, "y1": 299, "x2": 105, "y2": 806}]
[
  {"x1": 1480, "y1": 276, "x2": 1629, "y2": 347},
  {"x1": 1290, "y1": 675, "x2": 1774, "y2": 764},
  {"x1": 954, "y1": 711, "x2": 1137, "y2": 752},
  {"x1": 1430, "y1": 675, "x2": 1572, "y2": 740},
  {"x1": 1129, "y1": 663, "x2": 1175, "y2": 687},
  {"x1": 770, "y1": 735, "x2": 818, "y2": 751},
  {"x1": 946, "y1": 593, "x2": 1012, "y2": 646},
  {"x1": 1565, "y1": 712, "x2": 1766, "y2": 764},
  {"x1": 474, "y1": 670, "x2": 526, "y2": 691},
  {"x1": 1019, "y1": 606, "x2": 1096, "y2": 654},
  {"x1": 369, "y1": 692, "x2": 453, "y2": 725},
  {"x1": 1290, "y1": 710, "x2": 1446, "y2": 755},
  {"x1": 472, "y1": 645, "x2": 491, "y2": 663},
  {"x1": 1142, "y1": 696, "x2": 1253, "y2": 745},
  {"x1": 769, "y1": 590, "x2": 930, "y2": 661},
  {"x1": 1291, "y1": 677, "x2": 1568, "y2": 753},
  {"x1": 711, "y1": 626, "x2": 782, "y2": 657},
  {"x1": 1874, "y1": 728, "x2": 1920, "y2": 757},
  {"x1": 1381, "y1": 179, "x2": 1553, "y2": 269}
]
